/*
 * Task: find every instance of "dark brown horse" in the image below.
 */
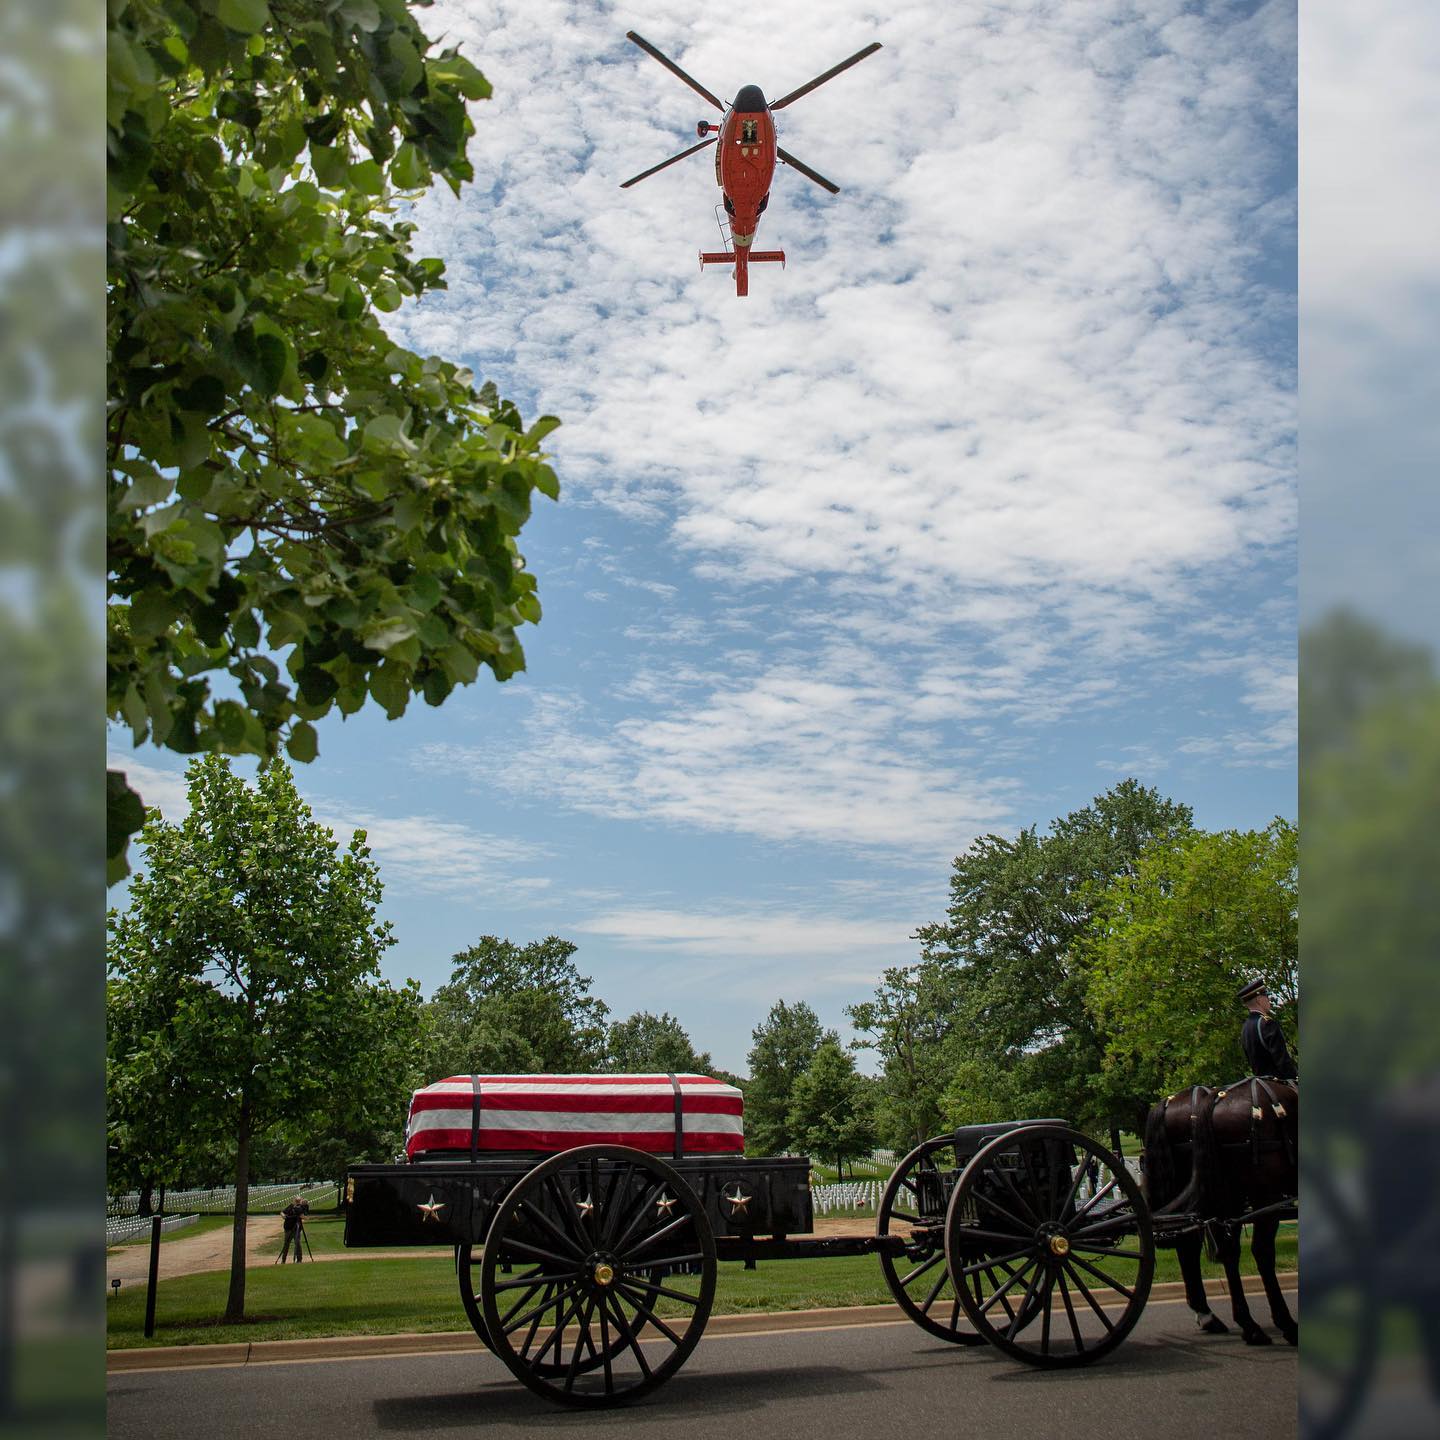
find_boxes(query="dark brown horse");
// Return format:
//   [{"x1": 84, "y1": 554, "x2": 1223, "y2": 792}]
[{"x1": 1142, "y1": 1078, "x2": 1298, "y2": 1345}]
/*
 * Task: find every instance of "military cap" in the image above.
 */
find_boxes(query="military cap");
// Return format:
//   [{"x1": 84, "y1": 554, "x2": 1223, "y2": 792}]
[{"x1": 1235, "y1": 977, "x2": 1268, "y2": 1003}]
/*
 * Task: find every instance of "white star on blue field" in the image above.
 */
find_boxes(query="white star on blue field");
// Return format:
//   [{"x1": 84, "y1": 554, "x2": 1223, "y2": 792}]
[{"x1": 112, "y1": 1, "x2": 1297, "y2": 1073}]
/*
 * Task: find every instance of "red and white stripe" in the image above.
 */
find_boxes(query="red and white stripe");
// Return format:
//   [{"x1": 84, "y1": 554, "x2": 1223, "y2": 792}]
[{"x1": 404, "y1": 1073, "x2": 744, "y2": 1159}]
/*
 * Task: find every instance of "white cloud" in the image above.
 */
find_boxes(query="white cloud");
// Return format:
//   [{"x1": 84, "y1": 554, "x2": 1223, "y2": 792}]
[{"x1": 108, "y1": 749, "x2": 552, "y2": 903}]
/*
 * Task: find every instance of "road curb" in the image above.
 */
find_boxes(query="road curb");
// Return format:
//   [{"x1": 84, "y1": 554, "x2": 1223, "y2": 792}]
[{"x1": 107, "y1": 1272, "x2": 1296, "y2": 1372}]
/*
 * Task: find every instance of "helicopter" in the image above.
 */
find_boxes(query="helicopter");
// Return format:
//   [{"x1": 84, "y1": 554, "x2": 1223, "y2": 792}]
[{"x1": 619, "y1": 31, "x2": 882, "y2": 297}]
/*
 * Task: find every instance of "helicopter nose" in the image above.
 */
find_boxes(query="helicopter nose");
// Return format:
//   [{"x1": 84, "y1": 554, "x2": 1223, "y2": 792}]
[{"x1": 733, "y1": 84, "x2": 767, "y2": 111}]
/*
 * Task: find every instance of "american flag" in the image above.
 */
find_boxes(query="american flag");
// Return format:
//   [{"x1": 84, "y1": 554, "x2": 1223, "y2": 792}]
[{"x1": 404, "y1": 1073, "x2": 745, "y2": 1159}]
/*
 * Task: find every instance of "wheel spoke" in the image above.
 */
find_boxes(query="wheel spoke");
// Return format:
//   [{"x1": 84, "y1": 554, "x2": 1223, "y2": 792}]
[
  {"x1": 996, "y1": 1162, "x2": 1042, "y2": 1227},
  {"x1": 1071, "y1": 1176, "x2": 1119, "y2": 1223},
  {"x1": 1005, "y1": 1260, "x2": 1047, "y2": 1340},
  {"x1": 982, "y1": 1266, "x2": 1017, "y2": 1324},
  {"x1": 1069, "y1": 1243, "x2": 1146, "y2": 1261},
  {"x1": 1017, "y1": 1140, "x2": 1047, "y2": 1220},
  {"x1": 919, "y1": 1263, "x2": 951, "y2": 1315},
  {"x1": 1040, "y1": 1269, "x2": 1056, "y2": 1354},
  {"x1": 1071, "y1": 1211, "x2": 1140, "y2": 1242},
  {"x1": 503, "y1": 1279, "x2": 584, "y2": 1337},
  {"x1": 620, "y1": 1274, "x2": 704, "y2": 1307},
  {"x1": 597, "y1": 1290, "x2": 614, "y2": 1394},
  {"x1": 535, "y1": 1287, "x2": 585, "y2": 1367},
  {"x1": 562, "y1": 1296, "x2": 597, "y2": 1392},
  {"x1": 497, "y1": 1236, "x2": 585, "y2": 1269},
  {"x1": 490, "y1": 1265, "x2": 553, "y2": 1292},
  {"x1": 609, "y1": 1179, "x2": 665, "y2": 1254},
  {"x1": 887, "y1": 1208, "x2": 920, "y2": 1224},
  {"x1": 517, "y1": 1282, "x2": 555, "y2": 1360},
  {"x1": 604, "y1": 1292, "x2": 653, "y2": 1379},
  {"x1": 1057, "y1": 1267, "x2": 1084, "y2": 1351},
  {"x1": 959, "y1": 1226, "x2": 1035, "y2": 1246},
  {"x1": 1062, "y1": 1259, "x2": 1115, "y2": 1332},
  {"x1": 615, "y1": 1281, "x2": 685, "y2": 1346},
  {"x1": 978, "y1": 1257, "x2": 1037, "y2": 1315},
  {"x1": 957, "y1": 1246, "x2": 1032, "y2": 1278},
  {"x1": 899, "y1": 1250, "x2": 944, "y2": 1288},
  {"x1": 518, "y1": 1197, "x2": 587, "y2": 1261},
  {"x1": 1066, "y1": 1250, "x2": 1136, "y2": 1300},
  {"x1": 970, "y1": 1186, "x2": 1033, "y2": 1235},
  {"x1": 627, "y1": 1212, "x2": 693, "y2": 1259}
]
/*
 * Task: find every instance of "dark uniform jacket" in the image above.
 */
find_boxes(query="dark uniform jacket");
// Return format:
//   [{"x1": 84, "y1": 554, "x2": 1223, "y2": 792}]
[{"x1": 1241, "y1": 1010, "x2": 1297, "y2": 1080}]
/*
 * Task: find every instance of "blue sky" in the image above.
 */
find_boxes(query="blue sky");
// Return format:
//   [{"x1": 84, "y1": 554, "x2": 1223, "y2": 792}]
[{"x1": 111, "y1": 0, "x2": 1298, "y2": 1074}]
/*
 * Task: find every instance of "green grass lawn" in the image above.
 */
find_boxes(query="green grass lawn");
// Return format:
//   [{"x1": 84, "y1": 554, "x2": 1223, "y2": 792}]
[{"x1": 107, "y1": 1224, "x2": 1295, "y2": 1350}]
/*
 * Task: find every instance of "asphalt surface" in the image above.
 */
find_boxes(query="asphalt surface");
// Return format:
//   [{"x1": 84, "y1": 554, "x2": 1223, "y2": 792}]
[{"x1": 108, "y1": 1297, "x2": 1298, "y2": 1440}]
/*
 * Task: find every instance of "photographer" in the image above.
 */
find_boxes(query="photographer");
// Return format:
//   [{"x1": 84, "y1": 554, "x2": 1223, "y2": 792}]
[{"x1": 280, "y1": 1196, "x2": 310, "y2": 1264}]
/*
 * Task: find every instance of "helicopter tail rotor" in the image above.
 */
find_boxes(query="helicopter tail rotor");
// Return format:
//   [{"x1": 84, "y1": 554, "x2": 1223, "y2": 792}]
[
  {"x1": 620, "y1": 135, "x2": 719, "y2": 189},
  {"x1": 626, "y1": 31, "x2": 726, "y2": 111},
  {"x1": 769, "y1": 41, "x2": 882, "y2": 111}
]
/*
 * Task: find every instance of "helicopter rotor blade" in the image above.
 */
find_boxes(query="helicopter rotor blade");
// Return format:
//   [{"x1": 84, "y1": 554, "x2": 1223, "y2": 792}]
[
  {"x1": 769, "y1": 41, "x2": 882, "y2": 111},
  {"x1": 626, "y1": 31, "x2": 726, "y2": 112},
  {"x1": 620, "y1": 135, "x2": 718, "y2": 189},
  {"x1": 776, "y1": 146, "x2": 840, "y2": 194}
]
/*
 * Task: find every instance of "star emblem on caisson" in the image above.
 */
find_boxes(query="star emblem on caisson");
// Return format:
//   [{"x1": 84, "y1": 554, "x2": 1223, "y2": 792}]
[
  {"x1": 417, "y1": 1194, "x2": 446, "y2": 1222},
  {"x1": 576, "y1": 1194, "x2": 596, "y2": 1219},
  {"x1": 724, "y1": 1185, "x2": 751, "y2": 1215},
  {"x1": 655, "y1": 1191, "x2": 677, "y2": 1217}
]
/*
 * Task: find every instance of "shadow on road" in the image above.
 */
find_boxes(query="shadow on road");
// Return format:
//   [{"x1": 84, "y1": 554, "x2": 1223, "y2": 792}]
[{"x1": 372, "y1": 1364, "x2": 884, "y2": 1430}]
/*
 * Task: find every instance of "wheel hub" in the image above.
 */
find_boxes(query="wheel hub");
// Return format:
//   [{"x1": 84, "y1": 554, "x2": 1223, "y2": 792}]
[{"x1": 588, "y1": 1252, "x2": 620, "y2": 1288}]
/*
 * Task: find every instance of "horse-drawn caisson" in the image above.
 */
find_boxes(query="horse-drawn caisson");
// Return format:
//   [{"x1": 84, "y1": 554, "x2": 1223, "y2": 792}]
[{"x1": 343, "y1": 1070, "x2": 1296, "y2": 1406}]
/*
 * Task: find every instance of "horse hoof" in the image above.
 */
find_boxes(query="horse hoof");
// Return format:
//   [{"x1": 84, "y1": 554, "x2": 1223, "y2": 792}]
[
  {"x1": 1243, "y1": 1328, "x2": 1273, "y2": 1347},
  {"x1": 1200, "y1": 1315, "x2": 1229, "y2": 1335},
  {"x1": 1281, "y1": 1326, "x2": 1298, "y2": 1346}
]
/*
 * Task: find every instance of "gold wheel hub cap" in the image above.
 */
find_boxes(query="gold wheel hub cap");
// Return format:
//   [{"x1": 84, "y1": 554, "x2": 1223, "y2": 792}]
[
  {"x1": 1049, "y1": 1235, "x2": 1071, "y2": 1257},
  {"x1": 593, "y1": 1262, "x2": 615, "y2": 1286}
]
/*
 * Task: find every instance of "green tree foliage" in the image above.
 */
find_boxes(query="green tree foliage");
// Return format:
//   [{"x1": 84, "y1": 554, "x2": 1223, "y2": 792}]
[
  {"x1": 785, "y1": 1038, "x2": 877, "y2": 1177},
  {"x1": 606, "y1": 1011, "x2": 714, "y2": 1075},
  {"x1": 106, "y1": 755, "x2": 421, "y2": 1322},
  {"x1": 847, "y1": 960, "x2": 961, "y2": 1149},
  {"x1": 107, "y1": 0, "x2": 560, "y2": 880},
  {"x1": 422, "y1": 936, "x2": 610, "y2": 1078},
  {"x1": 915, "y1": 780, "x2": 1194, "y2": 1138},
  {"x1": 744, "y1": 1000, "x2": 834, "y2": 1155},
  {"x1": 1303, "y1": 623, "x2": 1440, "y2": 1132},
  {"x1": 1083, "y1": 819, "x2": 1298, "y2": 1106}
]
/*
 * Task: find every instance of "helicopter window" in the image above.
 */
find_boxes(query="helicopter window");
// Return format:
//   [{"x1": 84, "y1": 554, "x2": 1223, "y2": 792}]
[{"x1": 741, "y1": 120, "x2": 758, "y2": 144}]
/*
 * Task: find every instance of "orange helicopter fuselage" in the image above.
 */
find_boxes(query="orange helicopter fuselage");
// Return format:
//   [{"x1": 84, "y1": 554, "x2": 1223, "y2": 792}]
[{"x1": 715, "y1": 85, "x2": 777, "y2": 248}]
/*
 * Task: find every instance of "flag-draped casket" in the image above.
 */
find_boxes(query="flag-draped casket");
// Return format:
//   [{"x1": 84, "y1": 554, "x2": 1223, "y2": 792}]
[{"x1": 404, "y1": 1073, "x2": 745, "y2": 1160}]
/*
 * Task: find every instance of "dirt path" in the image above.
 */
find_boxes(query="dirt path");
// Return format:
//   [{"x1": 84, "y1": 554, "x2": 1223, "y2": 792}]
[
  {"x1": 107, "y1": 1217, "x2": 286, "y2": 1285},
  {"x1": 105, "y1": 1214, "x2": 881, "y2": 1282}
]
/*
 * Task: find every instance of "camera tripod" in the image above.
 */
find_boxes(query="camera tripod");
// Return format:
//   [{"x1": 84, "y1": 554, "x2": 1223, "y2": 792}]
[{"x1": 274, "y1": 1218, "x2": 314, "y2": 1264}]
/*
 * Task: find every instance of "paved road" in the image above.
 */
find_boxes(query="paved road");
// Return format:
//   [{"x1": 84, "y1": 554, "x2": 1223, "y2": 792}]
[{"x1": 108, "y1": 1299, "x2": 1297, "y2": 1440}]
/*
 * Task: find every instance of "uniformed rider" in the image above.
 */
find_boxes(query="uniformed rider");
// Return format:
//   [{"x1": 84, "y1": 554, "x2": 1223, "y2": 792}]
[{"x1": 1237, "y1": 978, "x2": 1297, "y2": 1080}]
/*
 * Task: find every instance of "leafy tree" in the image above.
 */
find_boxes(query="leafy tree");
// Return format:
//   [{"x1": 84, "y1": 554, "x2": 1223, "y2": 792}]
[
  {"x1": 106, "y1": 755, "x2": 421, "y2": 1322},
  {"x1": 847, "y1": 960, "x2": 962, "y2": 1149},
  {"x1": 422, "y1": 936, "x2": 610, "y2": 1078},
  {"x1": 744, "y1": 1000, "x2": 834, "y2": 1155},
  {"x1": 915, "y1": 780, "x2": 1194, "y2": 1143},
  {"x1": 106, "y1": 0, "x2": 561, "y2": 880},
  {"x1": 786, "y1": 1039, "x2": 877, "y2": 1178},
  {"x1": 606, "y1": 1012, "x2": 713, "y2": 1074},
  {"x1": 1083, "y1": 819, "x2": 1298, "y2": 1107}
]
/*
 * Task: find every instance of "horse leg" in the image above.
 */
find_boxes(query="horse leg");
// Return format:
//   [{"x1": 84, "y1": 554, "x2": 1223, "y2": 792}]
[
  {"x1": 1216, "y1": 1224, "x2": 1271, "y2": 1345},
  {"x1": 1176, "y1": 1231, "x2": 1228, "y2": 1334},
  {"x1": 1250, "y1": 1218, "x2": 1296, "y2": 1345}
]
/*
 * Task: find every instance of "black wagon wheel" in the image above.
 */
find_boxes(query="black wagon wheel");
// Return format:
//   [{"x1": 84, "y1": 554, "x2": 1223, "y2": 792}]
[
  {"x1": 947, "y1": 1124, "x2": 1154, "y2": 1368},
  {"x1": 1298, "y1": 1161, "x2": 1376, "y2": 1440},
  {"x1": 876, "y1": 1135, "x2": 985, "y2": 1344},
  {"x1": 479, "y1": 1144, "x2": 716, "y2": 1407},
  {"x1": 456, "y1": 1244, "x2": 492, "y2": 1349}
]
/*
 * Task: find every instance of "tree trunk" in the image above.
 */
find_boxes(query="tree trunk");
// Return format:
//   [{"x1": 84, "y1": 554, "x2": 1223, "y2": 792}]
[
  {"x1": 223, "y1": 1105, "x2": 251, "y2": 1323},
  {"x1": 137, "y1": 1179, "x2": 154, "y2": 1218}
]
